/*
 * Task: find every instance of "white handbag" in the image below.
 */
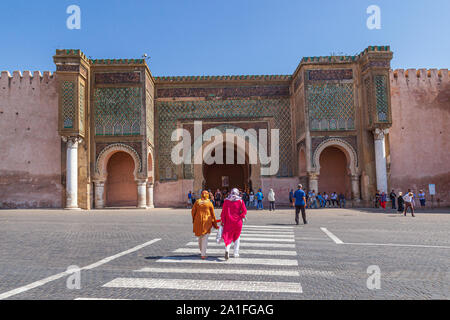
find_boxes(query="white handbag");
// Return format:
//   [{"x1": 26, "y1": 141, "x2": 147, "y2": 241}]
[{"x1": 216, "y1": 225, "x2": 223, "y2": 244}]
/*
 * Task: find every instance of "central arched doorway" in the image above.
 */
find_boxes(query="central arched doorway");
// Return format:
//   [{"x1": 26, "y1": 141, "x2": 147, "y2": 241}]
[
  {"x1": 203, "y1": 144, "x2": 250, "y2": 191},
  {"x1": 318, "y1": 146, "x2": 351, "y2": 198},
  {"x1": 105, "y1": 151, "x2": 138, "y2": 207}
]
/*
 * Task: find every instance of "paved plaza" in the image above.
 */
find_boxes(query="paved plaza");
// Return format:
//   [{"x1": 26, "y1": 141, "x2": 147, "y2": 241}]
[{"x1": 0, "y1": 207, "x2": 448, "y2": 300}]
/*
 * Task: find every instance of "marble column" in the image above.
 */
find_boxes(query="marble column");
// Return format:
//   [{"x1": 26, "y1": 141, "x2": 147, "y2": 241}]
[
  {"x1": 373, "y1": 128, "x2": 389, "y2": 193},
  {"x1": 63, "y1": 137, "x2": 82, "y2": 210},
  {"x1": 147, "y1": 182, "x2": 154, "y2": 209},
  {"x1": 308, "y1": 172, "x2": 319, "y2": 193},
  {"x1": 351, "y1": 174, "x2": 361, "y2": 201},
  {"x1": 94, "y1": 180, "x2": 105, "y2": 209},
  {"x1": 137, "y1": 180, "x2": 148, "y2": 209}
]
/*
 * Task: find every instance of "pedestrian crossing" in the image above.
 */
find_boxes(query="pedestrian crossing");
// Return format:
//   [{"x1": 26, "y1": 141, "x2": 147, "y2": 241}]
[{"x1": 75, "y1": 224, "x2": 303, "y2": 299}]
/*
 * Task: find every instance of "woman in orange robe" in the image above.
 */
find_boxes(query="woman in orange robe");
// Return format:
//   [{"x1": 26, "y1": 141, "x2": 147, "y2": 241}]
[{"x1": 191, "y1": 190, "x2": 218, "y2": 259}]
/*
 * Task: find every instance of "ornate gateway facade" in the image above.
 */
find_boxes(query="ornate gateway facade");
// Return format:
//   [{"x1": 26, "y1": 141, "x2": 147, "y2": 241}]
[{"x1": 1, "y1": 46, "x2": 449, "y2": 209}]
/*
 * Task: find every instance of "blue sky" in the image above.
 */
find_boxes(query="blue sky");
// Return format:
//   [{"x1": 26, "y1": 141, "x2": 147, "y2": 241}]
[{"x1": 1, "y1": 0, "x2": 449, "y2": 75}]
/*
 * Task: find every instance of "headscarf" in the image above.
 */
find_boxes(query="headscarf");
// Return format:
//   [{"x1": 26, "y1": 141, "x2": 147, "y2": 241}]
[
  {"x1": 226, "y1": 188, "x2": 242, "y2": 202},
  {"x1": 198, "y1": 190, "x2": 210, "y2": 204}
]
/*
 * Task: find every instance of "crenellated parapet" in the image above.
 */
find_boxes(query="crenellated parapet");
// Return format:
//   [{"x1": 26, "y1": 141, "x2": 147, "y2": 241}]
[
  {"x1": 390, "y1": 68, "x2": 449, "y2": 84},
  {"x1": 0, "y1": 70, "x2": 55, "y2": 88}
]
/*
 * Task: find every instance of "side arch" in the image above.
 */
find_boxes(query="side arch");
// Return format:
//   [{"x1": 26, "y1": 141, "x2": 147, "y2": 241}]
[
  {"x1": 312, "y1": 138, "x2": 359, "y2": 176},
  {"x1": 95, "y1": 143, "x2": 142, "y2": 181}
]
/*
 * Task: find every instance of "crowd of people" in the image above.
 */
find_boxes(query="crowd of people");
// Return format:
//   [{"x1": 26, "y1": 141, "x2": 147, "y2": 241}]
[
  {"x1": 188, "y1": 188, "x2": 267, "y2": 210},
  {"x1": 374, "y1": 188, "x2": 428, "y2": 217},
  {"x1": 188, "y1": 188, "x2": 348, "y2": 211}
]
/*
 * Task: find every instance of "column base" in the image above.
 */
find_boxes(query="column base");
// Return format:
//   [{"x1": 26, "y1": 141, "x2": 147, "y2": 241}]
[
  {"x1": 64, "y1": 207, "x2": 82, "y2": 211},
  {"x1": 147, "y1": 205, "x2": 155, "y2": 209}
]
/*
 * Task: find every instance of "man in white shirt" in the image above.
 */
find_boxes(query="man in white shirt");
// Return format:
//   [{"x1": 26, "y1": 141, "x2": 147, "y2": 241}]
[{"x1": 403, "y1": 190, "x2": 415, "y2": 217}]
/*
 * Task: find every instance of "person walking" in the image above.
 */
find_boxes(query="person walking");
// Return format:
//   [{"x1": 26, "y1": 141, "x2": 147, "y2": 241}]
[
  {"x1": 268, "y1": 188, "x2": 275, "y2": 211},
  {"x1": 220, "y1": 188, "x2": 247, "y2": 260},
  {"x1": 397, "y1": 191, "x2": 404, "y2": 213},
  {"x1": 292, "y1": 184, "x2": 307, "y2": 225},
  {"x1": 256, "y1": 189, "x2": 264, "y2": 210},
  {"x1": 403, "y1": 191, "x2": 416, "y2": 217},
  {"x1": 389, "y1": 189, "x2": 397, "y2": 210},
  {"x1": 191, "y1": 190, "x2": 219, "y2": 259},
  {"x1": 418, "y1": 190, "x2": 426, "y2": 207}
]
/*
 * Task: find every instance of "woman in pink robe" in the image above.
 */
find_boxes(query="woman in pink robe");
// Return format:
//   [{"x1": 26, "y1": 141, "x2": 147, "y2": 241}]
[{"x1": 220, "y1": 188, "x2": 247, "y2": 260}]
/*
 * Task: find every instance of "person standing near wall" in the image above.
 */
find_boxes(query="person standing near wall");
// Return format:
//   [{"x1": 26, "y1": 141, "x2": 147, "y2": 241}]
[
  {"x1": 338, "y1": 192, "x2": 346, "y2": 208},
  {"x1": 374, "y1": 190, "x2": 380, "y2": 208},
  {"x1": 380, "y1": 192, "x2": 387, "y2": 211},
  {"x1": 309, "y1": 190, "x2": 318, "y2": 209},
  {"x1": 268, "y1": 188, "x2": 275, "y2": 212},
  {"x1": 397, "y1": 192, "x2": 404, "y2": 213},
  {"x1": 390, "y1": 189, "x2": 397, "y2": 210},
  {"x1": 330, "y1": 192, "x2": 338, "y2": 207},
  {"x1": 256, "y1": 189, "x2": 264, "y2": 210},
  {"x1": 192, "y1": 190, "x2": 219, "y2": 259},
  {"x1": 418, "y1": 190, "x2": 426, "y2": 207},
  {"x1": 293, "y1": 184, "x2": 307, "y2": 225}
]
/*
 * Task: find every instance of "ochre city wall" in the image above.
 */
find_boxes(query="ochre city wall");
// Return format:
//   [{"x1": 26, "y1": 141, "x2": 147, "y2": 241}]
[
  {"x1": 0, "y1": 71, "x2": 62, "y2": 208},
  {"x1": 389, "y1": 69, "x2": 450, "y2": 206}
]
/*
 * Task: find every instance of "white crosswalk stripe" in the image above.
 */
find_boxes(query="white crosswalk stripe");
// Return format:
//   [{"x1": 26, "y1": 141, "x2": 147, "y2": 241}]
[
  {"x1": 156, "y1": 256, "x2": 298, "y2": 266},
  {"x1": 87, "y1": 224, "x2": 303, "y2": 298},
  {"x1": 173, "y1": 248, "x2": 298, "y2": 256},
  {"x1": 103, "y1": 278, "x2": 302, "y2": 293},
  {"x1": 134, "y1": 267, "x2": 300, "y2": 277}
]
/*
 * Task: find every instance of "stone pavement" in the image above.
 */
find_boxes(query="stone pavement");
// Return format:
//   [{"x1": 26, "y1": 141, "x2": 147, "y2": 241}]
[{"x1": 0, "y1": 207, "x2": 448, "y2": 300}]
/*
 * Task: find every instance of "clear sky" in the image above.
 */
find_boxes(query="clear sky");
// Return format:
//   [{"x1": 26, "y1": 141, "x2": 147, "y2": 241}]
[{"x1": 1, "y1": 0, "x2": 449, "y2": 75}]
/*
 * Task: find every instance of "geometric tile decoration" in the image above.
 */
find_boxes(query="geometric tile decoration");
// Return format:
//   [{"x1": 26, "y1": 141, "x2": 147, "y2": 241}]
[
  {"x1": 374, "y1": 75, "x2": 389, "y2": 122},
  {"x1": 62, "y1": 81, "x2": 76, "y2": 129},
  {"x1": 307, "y1": 82, "x2": 355, "y2": 131},
  {"x1": 156, "y1": 98, "x2": 292, "y2": 180},
  {"x1": 79, "y1": 83, "x2": 85, "y2": 133},
  {"x1": 94, "y1": 87, "x2": 142, "y2": 136},
  {"x1": 364, "y1": 77, "x2": 373, "y2": 125}
]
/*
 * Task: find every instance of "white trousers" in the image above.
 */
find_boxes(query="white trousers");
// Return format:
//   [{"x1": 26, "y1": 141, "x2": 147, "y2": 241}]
[
  {"x1": 225, "y1": 237, "x2": 241, "y2": 255},
  {"x1": 198, "y1": 234, "x2": 208, "y2": 257}
]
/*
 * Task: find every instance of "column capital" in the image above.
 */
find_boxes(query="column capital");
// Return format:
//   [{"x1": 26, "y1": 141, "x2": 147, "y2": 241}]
[
  {"x1": 308, "y1": 172, "x2": 319, "y2": 180},
  {"x1": 62, "y1": 136, "x2": 83, "y2": 146},
  {"x1": 373, "y1": 128, "x2": 389, "y2": 140},
  {"x1": 350, "y1": 174, "x2": 360, "y2": 181}
]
